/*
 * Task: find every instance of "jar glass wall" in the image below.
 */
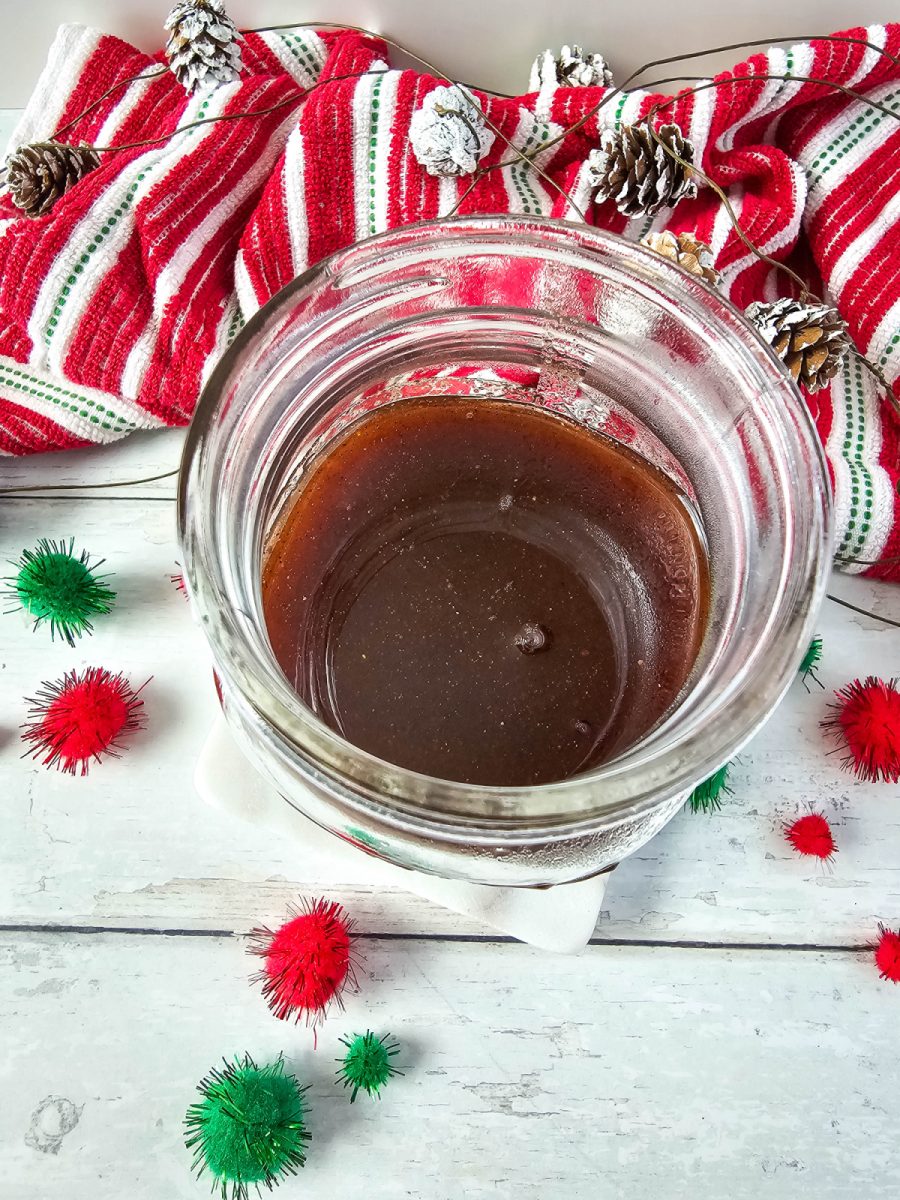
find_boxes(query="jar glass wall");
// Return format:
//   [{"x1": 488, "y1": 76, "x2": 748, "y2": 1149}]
[{"x1": 178, "y1": 216, "x2": 831, "y2": 885}]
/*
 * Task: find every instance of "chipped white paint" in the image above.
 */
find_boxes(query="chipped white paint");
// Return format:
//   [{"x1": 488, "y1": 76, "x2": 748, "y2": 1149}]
[
  {"x1": 1, "y1": 934, "x2": 898, "y2": 1199},
  {"x1": 1, "y1": 487, "x2": 897, "y2": 943}
]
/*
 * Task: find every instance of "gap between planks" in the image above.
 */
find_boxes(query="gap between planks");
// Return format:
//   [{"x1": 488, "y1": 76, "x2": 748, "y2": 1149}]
[
  {"x1": 0, "y1": 922, "x2": 872, "y2": 952},
  {"x1": 0, "y1": 493, "x2": 176, "y2": 502}
]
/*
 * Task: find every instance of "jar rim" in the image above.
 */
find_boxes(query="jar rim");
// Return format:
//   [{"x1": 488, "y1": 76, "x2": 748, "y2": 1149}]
[{"x1": 179, "y1": 215, "x2": 832, "y2": 829}]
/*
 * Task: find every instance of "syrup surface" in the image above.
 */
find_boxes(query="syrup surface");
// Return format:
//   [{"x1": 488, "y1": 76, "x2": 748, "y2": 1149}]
[{"x1": 263, "y1": 398, "x2": 709, "y2": 786}]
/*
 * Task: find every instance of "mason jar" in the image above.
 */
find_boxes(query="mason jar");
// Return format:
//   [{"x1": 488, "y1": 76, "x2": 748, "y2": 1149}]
[{"x1": 178, "y1": 216, "x2": 831, "y2": 886}]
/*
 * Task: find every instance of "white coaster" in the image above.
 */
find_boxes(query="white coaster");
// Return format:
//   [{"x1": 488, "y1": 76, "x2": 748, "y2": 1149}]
[{"x1": 196, "y1": 716, "x2": 609, "y2": 953}]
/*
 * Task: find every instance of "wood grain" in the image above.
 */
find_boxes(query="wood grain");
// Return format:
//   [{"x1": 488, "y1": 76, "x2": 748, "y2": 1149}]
[
  {"x1": 0, "y1": 426, "x2": 182, "y2": 496},
  {"x1": 2, "y1": 931, "x2": 897, "y2": 1200},
  {"x1": 1, "y1": 496, "x2": 897, "y2": 943}
]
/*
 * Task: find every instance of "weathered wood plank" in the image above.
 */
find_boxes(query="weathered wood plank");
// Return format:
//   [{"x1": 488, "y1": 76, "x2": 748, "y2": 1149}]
[
  {"x1": 1, "y1": 497, "x2": 897, "y2": 943},
  {"x1": 0, "y1": 427, "x2": 183, "y2": 496},
  {"x1": 1, "y1": 933, "x2": 897, "y2": 1200}
]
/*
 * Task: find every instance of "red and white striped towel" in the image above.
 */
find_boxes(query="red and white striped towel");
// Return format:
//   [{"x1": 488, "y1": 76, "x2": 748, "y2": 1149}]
[{"x1": 1, "y1": 23, "x2": 898, "y2": 579}]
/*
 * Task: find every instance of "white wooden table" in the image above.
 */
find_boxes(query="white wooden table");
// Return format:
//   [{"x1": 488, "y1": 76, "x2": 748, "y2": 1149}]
[
  {"x1": 1, "y1": 117, "x2": 899, "y2": 1200},
  {"x1": 3, "y1": 429, "x2": 899, "y2": 1200}
]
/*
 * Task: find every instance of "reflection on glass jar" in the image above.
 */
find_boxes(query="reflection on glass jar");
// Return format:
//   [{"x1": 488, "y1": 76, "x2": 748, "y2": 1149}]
[{"x1": 179, "y1": 217, "x2": 831, "y2": 887}]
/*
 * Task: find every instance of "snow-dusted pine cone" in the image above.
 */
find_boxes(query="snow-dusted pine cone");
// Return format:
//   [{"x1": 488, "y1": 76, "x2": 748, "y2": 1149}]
[
  {"x1": 641, "y1": 230, "x2": 719, "y2": 286},
  {"x1": 746, "y1": 297, "x2": 851, "y2": 393},
  {"x1": 7, "y1": 140, "x2": 101, "y2": 218},
  {"x1": 529, "y1": 45, "x2": 614, "y2": 91},
  {"x1": 409, "y1": 85, "x2": 495, "y2": 177},
  {"x1": 165, "y1": 0, "x2": 243, "y2": 94},
  {"x1": 588, "y1": 123, "x2": 697, "y2": 218}
]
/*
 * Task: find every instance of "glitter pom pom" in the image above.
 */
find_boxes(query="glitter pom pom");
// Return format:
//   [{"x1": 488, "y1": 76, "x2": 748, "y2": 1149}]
[
  {"x1": 5, "y1": 538, "x2": 115, "y2": 645},
  {"x1": 249, "y1": 898, "x2": 356, "y2": 1026},
  {"x1": 799, "y1": 636, "x2": 823, "y2": 689},
  {"x1": 688, "y1": 762, "x2": 733, "y2": 813},
  {"x1": 822, "y1": 677, "x2": 900, "y2": 783},
  {"x1": 185, "y1": 1054, "x2": 309, "y2": 1200},
  {"x1": 336, "y1": 1031, "x2": 402, "y2": 1102},
  {"x1": 21, "y1": 667, "x2": 146, "y2": 774},
  {"x1": 784, "y1": 812, "x2": 836, "y2": 859},
  {"x1": 874, "y1": 925, "x2": 900, "y2": 984}
]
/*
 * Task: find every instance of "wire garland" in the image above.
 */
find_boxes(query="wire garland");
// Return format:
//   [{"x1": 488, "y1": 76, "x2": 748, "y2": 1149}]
[{"x1": 0, "y1": 21, "x2": 897, "y2": 595}]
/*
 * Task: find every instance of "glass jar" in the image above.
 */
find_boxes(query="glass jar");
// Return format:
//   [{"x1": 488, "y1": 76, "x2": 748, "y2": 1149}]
[{"x1": 178, "y1": 216, "x2": 831, "y2": 886}]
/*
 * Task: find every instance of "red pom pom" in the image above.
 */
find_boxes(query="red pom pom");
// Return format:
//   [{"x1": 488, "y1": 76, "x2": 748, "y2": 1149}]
[
  {"x1": 784, "y1": 812, "x2": 836, "y2": 859},
  {"x1": 249, "y1": 899, "x2": 357, "y2": 1025},
  {"x1": 874, "y1": 925, "x2": 900, "y2": 984},
  {"x1": 21, "y1": 667, "x2": 146, "y2": 775},
  {"x1": 822, "y1": 676, "x2": 900, "y2": 783}
]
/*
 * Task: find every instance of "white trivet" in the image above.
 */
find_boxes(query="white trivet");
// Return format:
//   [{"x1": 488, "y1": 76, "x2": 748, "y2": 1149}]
[{"x1": 196, "y1": 716, "x2": 609, "y2": 952}]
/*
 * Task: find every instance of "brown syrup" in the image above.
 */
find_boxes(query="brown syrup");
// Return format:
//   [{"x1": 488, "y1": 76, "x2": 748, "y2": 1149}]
[{"x1": 262, "y1": 398, "x2": 709, "y2": 786}]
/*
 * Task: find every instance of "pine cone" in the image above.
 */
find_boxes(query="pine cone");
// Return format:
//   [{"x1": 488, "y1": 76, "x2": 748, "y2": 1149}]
[
  {"x1": 588, "y1": 123, "x2": 697, "y2": 218},
  {"x1": 409, "y1": 85, "x2": 495, "y2": 177},
  {"x1": 746, "y1": 297, "x2": 851, "y2": 393},
  {"x1": 7, "y1": 141, "x2": 101, "y2": 219},
  {"x1": 165, "y1": 0, "x2": 243, "y2": 93},
  {"x1": 641, "y1": 230, "x2": 719, "y2": 286},
  {"x1": 529, "y1": 45, "x2": 613, "y2": 91}
]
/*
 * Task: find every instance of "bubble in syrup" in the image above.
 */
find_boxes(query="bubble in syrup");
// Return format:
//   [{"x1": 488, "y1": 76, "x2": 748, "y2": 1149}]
[{"x1": 515, "y1": 622, "x2": 552, "y2": 655}]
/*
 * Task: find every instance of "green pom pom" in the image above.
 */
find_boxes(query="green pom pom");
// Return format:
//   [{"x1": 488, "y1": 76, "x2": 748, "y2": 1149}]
[
  {"x1": 185, "y1": 1055, "x2": 309, "y2": 1200},
  {"x1": 5, "y1": 538, "x2": 115, "y2": 646},
  {"x1": 336, "y1": 1031, "x2": 402, "y2": 1103},
  {"x1": 688, "y1": 763, "x2": 733, "y2": 814},
  {"x1": 799, "y1": 636, "x2": 824, "y2": 688}
]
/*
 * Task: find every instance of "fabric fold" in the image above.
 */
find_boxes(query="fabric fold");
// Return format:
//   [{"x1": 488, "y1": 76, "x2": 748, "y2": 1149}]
[{"x1": 0, "y1": 22, "x2": 897, "y2": 578}]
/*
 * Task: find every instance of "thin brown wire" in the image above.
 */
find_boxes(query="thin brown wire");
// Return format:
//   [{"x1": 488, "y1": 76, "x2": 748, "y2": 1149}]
[
  {"x1": 11, "y1": 26, "x2": 898, "y2": 224},
  {"x1": 4, "y1": 470, "x2": 900, "y2": 613},
  {"x1": 465, "y1": 31, "x2": 900, "y2": 172},
  {"x1": 53, "y1": 65, "x2": 169, "y2": 140},
  {"x1": 644, "y1": 72, "x2": 900, "y2": 124},
  {"x1": 252, "y1": 20, "x2": 602, "y2": 217},
  {"x1": 1, "y1": 23, "x2": 896, "y2": 516},
  {"x1": 447, "y1": 64, "x2": 900, "y2": 225},
  {"x1": 249, "y1": 25, "x2": 900, "y2": 75},
  {"x1": 1, "y1": 27, "x2": 511, "y2": 175},
  {"x1": 835, "y1": 552, "x2": 900, "y2": 566},
  {"x1": 0, "y1": 65, "x2": 172, "y2": 182},
  {"x1": 0, "y1": 469, "x2": 178, "y2": 496},
  {"x1": 252, "y1": 27, "x2": 900, "y2": 236},
  {"x1": 427, "y1": 103, "x2": 586, "y2": 220},
  {"x1": 9, "y1": 28, "x2": 897, "y2": 168},
  {"x1": 88, "y1": 68, "x2": 515, "y2": 162},
  {"x1": 827, "y1": 594, "x2": 900, "y2": 628},
  {"x1": 447, "y1": 67, "x2": 900, "y2": 238},
  {"x1": 366, "y1": 29, "x2": 586, "y2": 217},
  {"x1": 91, "y1": 87, "x2": 306, "y2": 153},
  {"x1": 8, "y1": 28, "x2": 892, "y2": 168},
  {"x1": 641, "y1": 115, "x2": 900, "y2": 417},
  {"x1": 479, "y1": 67, "x2": 900, "y2": 194}
]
